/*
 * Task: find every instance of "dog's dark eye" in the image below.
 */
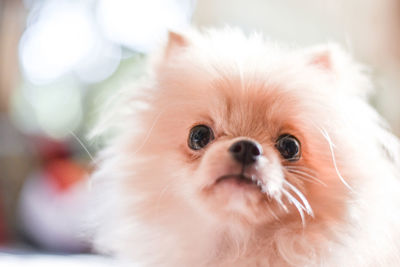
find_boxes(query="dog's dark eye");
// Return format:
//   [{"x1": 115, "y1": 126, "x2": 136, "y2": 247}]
[
  {"x1": 188, "y1": 125, "x2": 214, "y2": 150},
  {"x1": 276, "y1": 134, "x2": 301, "y2": 161}
]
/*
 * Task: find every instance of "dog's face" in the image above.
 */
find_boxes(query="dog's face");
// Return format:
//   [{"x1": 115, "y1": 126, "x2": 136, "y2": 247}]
[
  {"x1": 182, "y1": 88, "x2": 310, "y2": 225},
  {"x1": 124, "y1": 30, "x2": 365, "y2": 228}
]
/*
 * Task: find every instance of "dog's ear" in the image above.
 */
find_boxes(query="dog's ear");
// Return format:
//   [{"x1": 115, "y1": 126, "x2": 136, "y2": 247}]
[
  {"x1": 309, "y1": 48, "x2": 332, "y2": 70},
  {"x1": 306, "y1": 44, "x2": 359, "y2": 75},
  {"x1": 305, "y1": 44, "x2": 371, "y2": 97},
  {"x1": 305, "y1": 44, "x2": 348, "y2": 72},
  {"x1": 165, "y1": 31, "x2": 188, "y2": 58}
]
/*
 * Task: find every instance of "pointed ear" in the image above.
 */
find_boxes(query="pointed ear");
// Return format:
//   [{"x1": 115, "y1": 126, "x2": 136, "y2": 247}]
[
  {"x1": 165, "y1": 31, "x2": 189, "y2": 58},
  {"x1": 305, "y1": 44, "x2": 343, "y2": 72},
  {"x1": 309, "y1": 49, "x2": 332, "y2": 70},
  {"x1": 305, "y1": 44, "x2": 372, "y2": 97},
  {"x1": 305, "y1": 44, "x2": 353, "y2": 75}
]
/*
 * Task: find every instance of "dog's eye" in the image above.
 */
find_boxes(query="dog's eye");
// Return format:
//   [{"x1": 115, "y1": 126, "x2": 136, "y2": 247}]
[
  {"x1": 188, "y1": 125, "x2": 214, "y2": 150},
  {"x1": 276, "y1": 134, "x2": 301, "y2": 161}
]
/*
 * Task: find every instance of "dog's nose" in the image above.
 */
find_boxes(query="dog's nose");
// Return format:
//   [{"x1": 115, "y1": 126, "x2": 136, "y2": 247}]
[{"x1": 229, "y1": 140, "x2": 262, "y2": 165}]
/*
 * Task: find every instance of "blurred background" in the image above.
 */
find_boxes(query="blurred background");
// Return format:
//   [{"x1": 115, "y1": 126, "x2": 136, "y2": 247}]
[{"x1": 0, "y1": 0, "x2": 399, "y2": 264}]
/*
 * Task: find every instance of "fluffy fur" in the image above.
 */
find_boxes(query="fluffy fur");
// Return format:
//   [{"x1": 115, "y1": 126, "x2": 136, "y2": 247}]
[{"x1": 90, "y1": 28, "x2": 400, "y2": 266}]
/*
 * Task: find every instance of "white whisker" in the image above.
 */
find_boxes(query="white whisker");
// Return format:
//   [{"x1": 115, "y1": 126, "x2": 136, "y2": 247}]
[
  {"x1": 284, "y1": 165, "x2": 318, "y2": 176},
  {"x1": 282, "y1": 188, "x2": 306, "y2": 227},
  {"x1": 319, "y1": 127, "x2": 354, "y2": 192},
  {"x1": 276, "y1": 196, "x2": 289, "y2": 213},
  {"x1": 286, "y1": 168, "x2": 327, "y2": 187},
  {"x1": 267, "y1": 204, "x2": 280, "y2": 221},
  {"x1": 69, "y1": 130, "x2": 97, "y2": 165},
  {"x1": 284, "y1": 180, "x2": 313, "y2": 217},
  {"x1": 132, "y1": 109, "x2": 165, "y2": 155},
  {"x1": 155, "y1": 180, "x2": 174, "y2": 215}
]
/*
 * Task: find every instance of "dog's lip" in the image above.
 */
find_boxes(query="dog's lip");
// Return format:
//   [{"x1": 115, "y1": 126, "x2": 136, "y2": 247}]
[
  {"x1": 216, "y1": 174, "x2": 253, "y2": 184},
  {"x1": 215, "y1": 174, "x2": 264, "y2": 191}
]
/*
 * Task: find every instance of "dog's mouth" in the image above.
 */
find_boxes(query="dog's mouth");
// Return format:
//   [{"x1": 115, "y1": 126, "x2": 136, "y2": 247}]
[{"x1": 215, "y1": 174, "x2": 264, "y2": 191}]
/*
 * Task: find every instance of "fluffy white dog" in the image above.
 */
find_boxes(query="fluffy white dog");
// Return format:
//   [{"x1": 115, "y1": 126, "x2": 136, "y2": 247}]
[{"x1": 91, "y1": 28, "x2": 400, "y2": 267}]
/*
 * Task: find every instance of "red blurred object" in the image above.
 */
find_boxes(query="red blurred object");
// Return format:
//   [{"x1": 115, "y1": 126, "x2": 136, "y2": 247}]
[
  {"x1": 44, "y1": 159, "x2": 87, "y2": 192},
  {"x1": 31, "y1": 135, "x2": 87, "y2": 192},
  {"x1": 17, "y1": 136, "x2": 91, "y2": 252},
  {"x1": 18, "y1": 157, "x2": 90, "y2": 252},
  {"x1": 31, "y1": 136, "x2": 71, "y2": 162}
]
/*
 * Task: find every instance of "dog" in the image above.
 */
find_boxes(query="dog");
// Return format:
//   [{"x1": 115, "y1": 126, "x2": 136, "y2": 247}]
[{"x1": 90, "y1": 28, "x2": 400, "y2": 266}]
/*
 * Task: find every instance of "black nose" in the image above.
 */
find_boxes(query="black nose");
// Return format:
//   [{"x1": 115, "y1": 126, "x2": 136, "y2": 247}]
[{"x1": 229, "y1": 140, "x2": 262, "y2": 165}]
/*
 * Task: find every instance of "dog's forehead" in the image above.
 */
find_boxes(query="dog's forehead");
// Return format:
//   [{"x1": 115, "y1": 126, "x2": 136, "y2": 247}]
[
  {"x1": 157, "y1": 59, "x2": 318, "y2": 140},
  {"x1": 208, "y1": 77, "x2": 301, "y2": 138}
]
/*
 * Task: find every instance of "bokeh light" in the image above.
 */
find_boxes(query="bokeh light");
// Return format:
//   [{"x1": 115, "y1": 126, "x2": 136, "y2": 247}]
[
  {"x1": 19, "y1": 1, "x2": 100, "y2": 84},
  {"x1": 96, "y1": 0, "x2": 196, "y2": 52},
  {"x1": 15, "y1": 0, "x2": 195, "y2": 140}
]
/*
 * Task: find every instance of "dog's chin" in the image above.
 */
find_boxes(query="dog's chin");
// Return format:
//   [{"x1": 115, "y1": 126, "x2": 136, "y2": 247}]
[{"x1": 200, "y1": 174, "x2": 278, "y2": 225}]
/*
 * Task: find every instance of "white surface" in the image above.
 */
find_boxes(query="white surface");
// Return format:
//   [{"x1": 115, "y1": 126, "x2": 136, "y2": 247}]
[{"x1": 0, "y1": 253, "x2": 115, "y2": 267}]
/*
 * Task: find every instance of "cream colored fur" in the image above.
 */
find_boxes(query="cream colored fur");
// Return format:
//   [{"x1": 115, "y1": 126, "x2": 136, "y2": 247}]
[{"x1": 90, "y1": 28, "x2": 400, "y2": 267}]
